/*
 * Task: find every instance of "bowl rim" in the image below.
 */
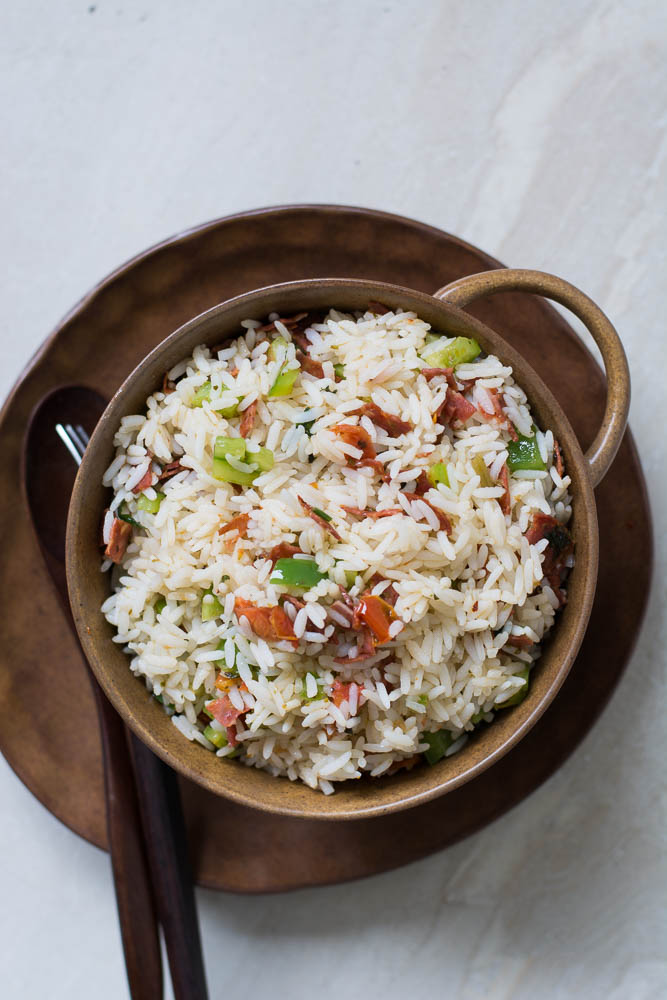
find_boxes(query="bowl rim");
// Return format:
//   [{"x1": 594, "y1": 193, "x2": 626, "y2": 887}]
[{"x1": 66, "y1": 277, "x2": 599, "y2": 821}]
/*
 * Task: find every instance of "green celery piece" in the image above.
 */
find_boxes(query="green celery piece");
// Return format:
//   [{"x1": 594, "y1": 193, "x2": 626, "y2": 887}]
[
  {"x1": 191, "y1": 381, "x2": 212, "y2": 407},
  {"x1": 213, "y1": 437, "x2": 246, "y2": 461},
  {"x1": 267, "y1": 336, "x2": 289, "y2": 362},
  {"x1": 211, "y1": 457, "x2": 258, "y2": 486},
  {"x1": 269, "y1": 557, "x2": 327, "y2": 589},
  {"x1": 201, "y1": 588, "x2": 223, "y2": 622},
  {"x1": 422, "y1": 729, "x2": 453, "y2": 765},
  {"x1": 499, "y1": 667, "x2": 530, "y2": 708},
  {"x1": 136, "y1": 491, "x2": 165, "y2": 514},
  {"x1": 428, "y1": 462, "x2": 450, "y2": 488},
  {"x1": 203, "y1": 724, "x2": 228, "y2": 749},
  {"x1": 268, "y1": 366, "x2": 299, "y2": 397},
  {"x1": 507, "y1": 434, "x2": 546, "y2": 473},
  {"x1": 471, "y1": 454, "x2": 493, "y2": 487},
  {"x1": 311, "y1": 506, "x2": 331, "y2": 522},
  {"x1": 154, "y1": 596, "x2": 167, "y2": 615},
  {"x1": 300, "y1": 672, "x2": 324, "y2": 702},
  {"x1": 422, "y1": 336, "x2": 481, "y2": 368},
  {"x1": 333, "y1": 363, "x2": 345, "y2": 379}
]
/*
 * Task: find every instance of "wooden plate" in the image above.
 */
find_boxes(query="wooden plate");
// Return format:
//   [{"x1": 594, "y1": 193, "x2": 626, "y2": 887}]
[{"x1": 0, "y1": 205, "x2": 652, "y2": 892}]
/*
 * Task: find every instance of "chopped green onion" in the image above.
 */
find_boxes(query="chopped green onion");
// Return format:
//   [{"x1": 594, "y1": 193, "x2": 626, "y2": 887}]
[
  {"x1": 506, "y1": 434, "x2": 546, "y2": 473},
  {"x1": 214, "y1": 639, "x2": 247, "y2": 679},
  {"x1": 203, "y1": 724, "x2": 228, "y2": 749},
  {"x1": 428, "y1": 462, "x2": 450, "y2": 488},
  {"x1": 211, "y1": 458, "x2": 258, "y2": 486},
  {"x1": 201, "y1": 588, "x2": 223, "y2": 622},
  {"x1": 267, "y1": 335, "x2": 300, "y2": 396},
  {"x1": 267, "y1": 335, "x2": 289, "y2": 362},
  {"x1": 202, "y1": 704, "x2": 215, "y2": 719},
  {"x1": 499, "y1": 667, "x2": 530, "y2": 708},
  {"x1": 311, "y1": 506, "x2": 331, "y2": 522},
  {"x1": 418, "y1": 694, "x2": 429, "y2": 705},
  {"x1": 154, "y1": 596, "x2": 167, "y2": 615},
  {"x1": 213, "y1": 439, "x2": 274, "y2": 480},
  {"x1": 116, "y1": 503, "x2": 140, "y2": 528},
  {"x1": 422, "y1": 336, "x2": 481, "y2": 368},
  {"x1": 424, "y1": 333, "x2": 441, "y2": 344},
  {"x1": 136, "y1": 491, "x2": 165, "y2": 514},
  {"x1": 333, "y1": 363, "x2": 345, "y2": 379},
  {"x1": 268, "y1": 366, "x2": 300, "y2": 397},
  {"x1": 471, "y1": 454, "x2": 493, "y2": 487},
  {"x1": 422, "y1": 729, "x2": 453, "y2": 765},
  {"x1": 214, "y1": 638, "x2": 231, "y2": 668},
  {"x1": 298, "y1": 419, "x2": 315, "y2": 436},
  {"x1": 471, "y1": 710, "x2": 487, "y2": 725},
  {"x1": 214, "y1": 640, "x2": 261, "y2": 680},
  {"x1": 300, "y1": 672, "x2": 324, "y2": 702},
  {"x1": 190, "y1": 381, "x2": 212, "y2": 407},
  {"x1": 219, "y1": 399, "x2": 240, "y2": 418},
  {"x1": 251, "y1": 446, "x2": 275, "y2": 472},
  {"x1": 213, "y1": 437, "x2": 246, "y2": 461},
  {"x1": 270, "y1": 557, "x2": 327, "y2": 589},
  {"x1": 334, "y1": 559, "x2": 358, "y2": 589},
  {"x1": 193, "y1": 380, "x2": 239, "y2": 413}
]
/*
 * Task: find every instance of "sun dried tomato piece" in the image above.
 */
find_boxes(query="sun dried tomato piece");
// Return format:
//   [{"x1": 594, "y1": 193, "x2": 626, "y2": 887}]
[
  {"x1": 352, "y1": 594, "x2": 398, "y2": 645},
  {"x1": 351, "y1": 402, "x2": 412, "y2": 436},
  {"x1": 239, "y1": 400, "x2": 257, "y2": 438},
  {"x1": 435, "y1": 389, "x2": 476, "y2": 428},
  {"x1": 218, "y1": 513, "x2": 250, "y2": 537},
  {"x1": 332, "y1": 424, "x2": 377, "y2": 461},
  {"x1": 104, "y1": 517, "x2": 132, "y2": 563}
]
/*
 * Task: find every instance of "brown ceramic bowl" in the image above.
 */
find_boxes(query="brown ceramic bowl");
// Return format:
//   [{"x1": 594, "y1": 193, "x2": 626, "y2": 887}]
[{"x1": 66, "y1": 269, "x2": 629, "y2": 821}]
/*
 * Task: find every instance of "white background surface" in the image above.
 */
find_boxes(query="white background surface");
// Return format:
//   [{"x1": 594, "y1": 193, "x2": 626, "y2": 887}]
[{"x1": 3, "y1": 2, "x2": 666, "y2": 997}]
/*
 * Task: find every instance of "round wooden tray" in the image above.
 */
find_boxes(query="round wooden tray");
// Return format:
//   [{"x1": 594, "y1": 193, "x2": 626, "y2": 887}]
[{"x1": 0, "y1": 206, "x2": 652, "y2": 892}]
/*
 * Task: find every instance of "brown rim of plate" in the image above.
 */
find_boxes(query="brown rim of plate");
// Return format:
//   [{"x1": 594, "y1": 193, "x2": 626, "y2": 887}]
[{"x1": 66, "y1": 276, "x2": 601, "y2": 821}]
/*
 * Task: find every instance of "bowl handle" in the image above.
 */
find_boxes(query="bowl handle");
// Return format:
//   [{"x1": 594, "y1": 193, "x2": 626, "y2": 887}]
[{"x1": 433, "y1": 268, "x2": 630, "y2": 488}]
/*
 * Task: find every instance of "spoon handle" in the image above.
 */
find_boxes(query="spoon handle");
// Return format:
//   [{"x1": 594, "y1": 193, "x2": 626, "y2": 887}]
[
  {"x1": 91, "y1": 683, "x2": 164, "y2": 999},
  {"x1": 130, "y1": 736, "x2": 209, "y2": 1000},
  {"x1": 32, "y1": 546, "x2": 163, "y2": 998}
]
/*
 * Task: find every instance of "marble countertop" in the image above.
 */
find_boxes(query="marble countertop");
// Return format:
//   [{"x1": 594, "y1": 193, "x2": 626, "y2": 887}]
[{"x1": 3, "y1": 1, "x2": 665, "y2": 997}]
